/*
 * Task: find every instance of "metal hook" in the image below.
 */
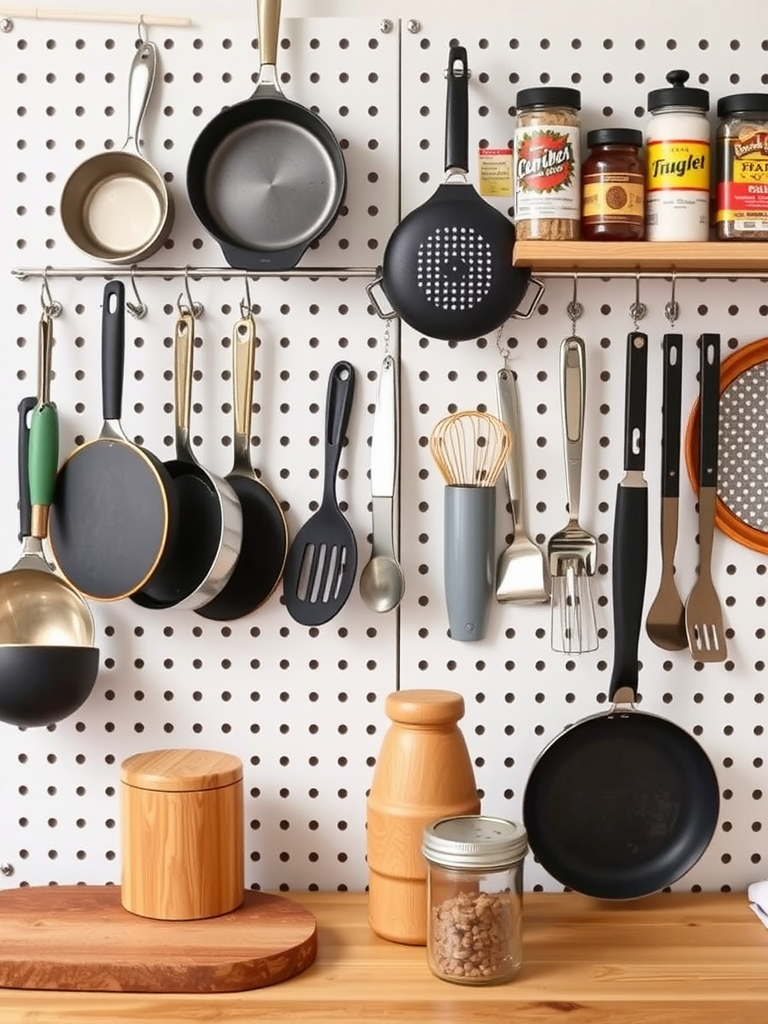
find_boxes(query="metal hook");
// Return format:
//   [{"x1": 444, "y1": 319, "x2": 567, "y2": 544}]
[
  {"x1": 664, "y1": 270, "x2": 680, "y2": 326},
  {"x1": 240, "y1": 274, "x2": 254, "y2": 319},
  {"x1": 126, "y1": 265, "x2": 148, "y2": 320},
  {"x1": 40, "y1": 266, "x2": 62, "y2": 319},
  {"x1": 566, "y1": 270, "x2": 583, "y2": 329},
  {"x1": 177, "y1": 266, "x2": 204, "y2": 318},
  {"x1": 137, "y1": 14, "x2": 148, "y2": 44},
  {"x1": 629, "y1": 271, "x2": 647, "y2": 329}
]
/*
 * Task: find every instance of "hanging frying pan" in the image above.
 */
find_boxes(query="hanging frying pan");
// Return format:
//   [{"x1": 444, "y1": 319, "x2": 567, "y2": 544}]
[
  {"x1": 523, "y1": 333, "x2": 719, "y2": 899},
  {"x1": 366, "y1": 45, "x2": 543, "y2": 341},
  {"x1": 186, "y1": 0, "x2": 346, "y2": 271},
  {"x1": 132, "y1": 311, "x2": 243, "y2": 611},
  {"x1": 49, "y1": 281, "x2": 180, "y2": 601},
  {"x1": 685, "y1": 335, "x2": 768, "y2": 553},
  {"x1": 197, "y1": 310, "x2": 288, "y2": 621},
  {"x1": 60, "y1": 41, "x2": 173, "y2": 264}
]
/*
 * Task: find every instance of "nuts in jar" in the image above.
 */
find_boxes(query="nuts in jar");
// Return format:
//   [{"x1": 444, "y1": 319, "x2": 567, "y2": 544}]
[
  {"x1": 514, "y1": 87, "x2": 581, "y2": 240},
  {"x1": 423, "y1": 815, "x2": 528, "y2": 986},
  {"x1": 716, "y1": 93, "x2": 768, "y2": 240}
]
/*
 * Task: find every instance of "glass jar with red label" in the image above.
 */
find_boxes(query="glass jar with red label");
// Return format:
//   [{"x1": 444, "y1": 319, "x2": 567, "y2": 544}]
[
  {"x1": 514, "y1": 87, "x2": 581, "y2": 240},
  {"x1": 717, "y1": 93, "x2": 768, "y2": 240}
]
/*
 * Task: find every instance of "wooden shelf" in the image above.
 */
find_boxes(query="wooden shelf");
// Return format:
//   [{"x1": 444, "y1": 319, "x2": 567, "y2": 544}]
[{"x1": 512, "y1": 241, "x2": 768, "y2": 274}]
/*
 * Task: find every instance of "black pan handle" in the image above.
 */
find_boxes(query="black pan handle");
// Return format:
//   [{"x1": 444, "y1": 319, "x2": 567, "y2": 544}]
[
  {"x1": 609, "y1": 333, "x2": 649, "y2": 704},
  {"x1": 661, "y1": 334, "x2": 683, "y2": 498},
  {"x1": 101, "y1": 280, "x2": 126, "y2": 422},
  {"x1": 444, "y1": 45, "x2": 469, "y2": 174},
  {"x1": 698, "y1": 333, "x2": 721, "y2": 490},
  {"x1": 623, "y1": 332, "x2": 648, "y2": 472},
  {"x1": 322, "y1": 361, "x2": 356, "y2": 508},
  {"x1": 17, "y1": 396, "x2": 36, "y2": 542}
]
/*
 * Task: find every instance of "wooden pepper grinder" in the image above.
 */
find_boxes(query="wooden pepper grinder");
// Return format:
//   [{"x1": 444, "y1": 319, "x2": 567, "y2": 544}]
[{"x1": 366, "y1": 689, "x2": 480, "y2": 945}]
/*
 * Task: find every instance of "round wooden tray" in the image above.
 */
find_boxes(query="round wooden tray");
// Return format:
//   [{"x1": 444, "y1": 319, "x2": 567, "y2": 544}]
[{"x1": 0, "y1": 885, "x2": 317, "y2": 993}]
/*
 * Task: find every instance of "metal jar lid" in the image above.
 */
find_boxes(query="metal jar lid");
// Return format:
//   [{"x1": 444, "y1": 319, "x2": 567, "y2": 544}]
[
  {"x1": 423, "y1": 815, "x2": 528, "y2": 869},
  {"x1": 515, "y1": 86, "x2": 581, "y2": 111},
  {"x1": 647, "y1": 70, "x2": 709, "y2": 113}
]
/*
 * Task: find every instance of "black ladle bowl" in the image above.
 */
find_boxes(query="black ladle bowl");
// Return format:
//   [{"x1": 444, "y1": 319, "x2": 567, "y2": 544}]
[{"x1": 0, "y1": 645, "x2": 100, "y2": 727}]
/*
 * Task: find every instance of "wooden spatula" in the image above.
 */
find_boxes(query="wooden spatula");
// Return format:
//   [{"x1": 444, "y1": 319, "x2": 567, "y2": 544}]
[{"x1": 283, "y1": 361, "x2": 357, "y2": 626}]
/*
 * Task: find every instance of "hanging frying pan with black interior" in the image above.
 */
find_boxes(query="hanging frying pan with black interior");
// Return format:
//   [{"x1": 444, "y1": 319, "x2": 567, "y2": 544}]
[
  {"x1": 186, "y1": 0, "x2": 346, "y2": 271},
  {"x1": 49, "y1": 281, "x2": 180, "y2": 601},
  {"x1": 366, "y1": 45, "x2": 543, "y2": 342},
  {"x1": 132, "y1": 311, "x2": 243, "y2": 611},
  {"x1": 523, "y1": 332, "x2": 720, "y2": 899},
  {"x1": 197, "y1": 310, "x2": 288, "y2": 621},
  {"x1": 685, "y1": 335, "x2": 768, "y2": 553},
  {"x1": 60, "y1": 41, "x2": 173, "y2": 264}
]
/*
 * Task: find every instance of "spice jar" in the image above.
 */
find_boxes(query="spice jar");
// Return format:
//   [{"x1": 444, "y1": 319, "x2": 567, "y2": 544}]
[
  {"x1": 716, "y1": 93, "x2": 768, "y2": 239},
  {"x1": 367, "y1": 689, "x2": 480, "y2": 945},
  {"x1": 514, "y1": 87, "x2": 581, "y2": 240},
  {"x1": 646, "y1": 69, "x2": 711, "y2": 241},
  {"x1": 423, "y1": 815, "x2": 528, "y2": 985},
  {"x1": 582, "y1": 128, "x2": 645, "y2": 240}
]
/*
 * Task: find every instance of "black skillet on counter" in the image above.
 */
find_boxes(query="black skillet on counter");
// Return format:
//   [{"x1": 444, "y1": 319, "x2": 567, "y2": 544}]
[
  {"x1": 49, "y1": 281, "x2": 180, "y2": 601},
  {"x1": 523, "y1": 332, "x2": 719, "y2": 899},
  {"x1": 367, "y1": 45, "x2": 543, "y2": 341}
]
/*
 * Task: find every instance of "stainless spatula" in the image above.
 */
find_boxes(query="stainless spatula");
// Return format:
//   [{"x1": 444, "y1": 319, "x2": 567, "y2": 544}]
[{"x1": 283, "y1": 361, "x2": 357, "y2": 626}]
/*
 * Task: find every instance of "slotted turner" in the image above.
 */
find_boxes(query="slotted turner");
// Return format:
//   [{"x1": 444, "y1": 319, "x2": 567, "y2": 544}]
[
  {"x1": 685, "y1": 334, "x2": 727, "y2": 662},
  {"x1": 283, "y1": 361, "x2": 357, "y2": 626}
]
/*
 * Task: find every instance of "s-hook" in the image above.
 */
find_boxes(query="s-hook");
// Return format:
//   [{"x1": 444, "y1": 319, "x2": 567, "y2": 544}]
[
  {"x1": 40, "y1": 266, "x2": 62, "y2": 319},
  {"x1": 126, "y1": 265, "x2": 148, "y2": 320},
  {"x1": 630, "y1": 271, "x2": 647, "y2": 330},
  {"x1": 665, "y1": 271, "x2": 680, "y2": 328},
  {"x1": 178, "y1": 266, "x2": 204, "y2": 318}
]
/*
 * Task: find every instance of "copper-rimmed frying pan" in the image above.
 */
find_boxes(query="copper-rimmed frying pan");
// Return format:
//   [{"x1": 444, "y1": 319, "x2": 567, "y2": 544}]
[{"x1": 49, "y1": 281, "x2": 180, "y2": 601}]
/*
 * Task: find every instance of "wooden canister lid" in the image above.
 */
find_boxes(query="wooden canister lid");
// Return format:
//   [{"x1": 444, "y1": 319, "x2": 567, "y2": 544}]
[
  {"x1": 384, "y1": 689, "x2": 465, "y2": 725},
  {"x1": 120, "y1": 749, "x2": 243, "y2": 792}
]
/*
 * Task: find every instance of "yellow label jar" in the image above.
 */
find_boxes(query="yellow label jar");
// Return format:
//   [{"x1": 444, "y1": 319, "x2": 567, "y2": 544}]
[
  {"x1": 716, "y1": 93, "x2": 768, "y2": 239},
  {"x1": 646, "y1": 70, "x2": 711, "y2": 241}
]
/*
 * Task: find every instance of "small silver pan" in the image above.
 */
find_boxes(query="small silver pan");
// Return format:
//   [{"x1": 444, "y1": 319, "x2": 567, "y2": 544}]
[{"x1": 60, "y1": 41, "x2": 173, "y2": 264}]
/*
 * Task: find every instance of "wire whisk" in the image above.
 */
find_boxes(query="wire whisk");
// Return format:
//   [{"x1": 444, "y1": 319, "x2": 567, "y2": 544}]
[{"x1": 429, "y1": 410, "x2": 511, "y2": 487}]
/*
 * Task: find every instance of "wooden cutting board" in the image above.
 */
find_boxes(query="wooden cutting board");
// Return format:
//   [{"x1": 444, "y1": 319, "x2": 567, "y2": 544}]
[{"x1": 0, "y1": 885, "x2": 317, "y2": 993}]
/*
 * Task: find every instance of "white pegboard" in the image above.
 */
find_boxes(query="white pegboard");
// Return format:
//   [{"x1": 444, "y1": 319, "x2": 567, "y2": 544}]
[{"x1": 1, "y1": 2, "x2": 768, "y2": 896}]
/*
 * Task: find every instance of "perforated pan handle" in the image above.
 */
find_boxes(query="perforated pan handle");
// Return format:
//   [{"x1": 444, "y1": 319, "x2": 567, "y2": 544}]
[{"x1": 444, "y1": 45, "x2": 469, "y2": 174}]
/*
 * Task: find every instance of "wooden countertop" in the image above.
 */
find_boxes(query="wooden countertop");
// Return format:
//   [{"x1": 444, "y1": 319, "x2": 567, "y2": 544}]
[{"x1": 2, "y1": 890, "x2": 768, "y2": 1024}]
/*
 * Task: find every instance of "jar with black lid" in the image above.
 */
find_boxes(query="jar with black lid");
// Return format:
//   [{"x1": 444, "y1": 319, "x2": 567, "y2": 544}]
[
  {"x1": 582, "y1": 128, "x2": 645, "y2": 241},
  {"x1": 514, "y1": 86, "x2": 581, "y2": 240},
  {"x1": 716, "y1": 93, "x2": 768, "y2": 240}
]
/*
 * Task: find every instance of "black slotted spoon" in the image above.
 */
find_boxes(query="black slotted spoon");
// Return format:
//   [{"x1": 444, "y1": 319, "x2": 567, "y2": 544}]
[{"x1": 283, "y1": 361, "x2": 357, "y2": 625}]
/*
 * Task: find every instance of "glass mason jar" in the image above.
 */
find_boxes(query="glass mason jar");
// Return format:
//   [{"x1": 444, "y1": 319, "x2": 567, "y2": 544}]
[
  {"x1": 423, "y1": 815, "x2": 528, "y2": 985},
  {"x1": 514, "y1": 86, "x2": 582, "y2": 240}
]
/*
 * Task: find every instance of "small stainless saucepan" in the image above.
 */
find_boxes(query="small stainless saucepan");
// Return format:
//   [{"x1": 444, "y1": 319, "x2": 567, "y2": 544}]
[{"x1": 60, "y1": 40, "x2": 173, "y2": 263}]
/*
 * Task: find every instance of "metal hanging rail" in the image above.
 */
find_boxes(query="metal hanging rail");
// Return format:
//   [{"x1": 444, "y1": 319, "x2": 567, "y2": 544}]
[{"x1": 12, "y1": 265, "x2": 380, "y2": 281}]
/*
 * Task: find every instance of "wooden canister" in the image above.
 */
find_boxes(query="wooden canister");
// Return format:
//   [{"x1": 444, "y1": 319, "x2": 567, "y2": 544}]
[
  {"x1": 120, "y1": 748, "x2": 244, "y2": 921},
  {"x1": 366, "y1": 689, "x2": 480, "y2": 945}
]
